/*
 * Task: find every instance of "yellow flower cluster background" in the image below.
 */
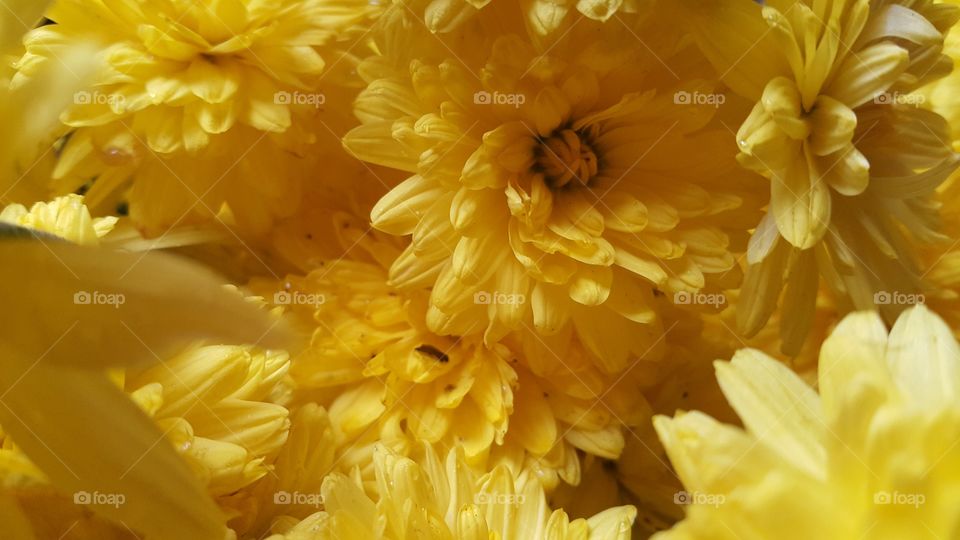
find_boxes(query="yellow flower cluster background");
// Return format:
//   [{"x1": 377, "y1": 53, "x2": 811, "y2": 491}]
[{"x1": 3, "y1": 0, "x2": 960, "y2": 538}]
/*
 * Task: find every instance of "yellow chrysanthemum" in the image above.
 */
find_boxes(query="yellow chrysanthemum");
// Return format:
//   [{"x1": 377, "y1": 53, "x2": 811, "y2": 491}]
[
  {"x1": 126, "y1": 344, "x2": 292, "y2": 499},
  {"x1": 682, "y1": 0, "x2": 960, "y2": 353},
  {"x1": 265, "y1": 444, "x2": 637, "y2": 539},
  {"x1": 14, "y1": 0, "x2": 378, "y2": 236},
  {"x1": 654, "y1": 305, "x2": 960, "y2": 540},
  {"x1": 248, "y1": 255, "x2": 650, "y2": 491},
  {"x1": 16, "y1": 0, "x2": 374, "y2": 152},
  {"x1": 344, "y1": 1, "x2": 759, "y2": 372}
]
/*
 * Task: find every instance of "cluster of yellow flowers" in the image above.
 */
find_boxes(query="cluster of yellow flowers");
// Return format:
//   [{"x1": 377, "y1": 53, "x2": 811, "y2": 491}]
[{"x1": 3, "y1": 0, "x2": 960, "y2": 538}]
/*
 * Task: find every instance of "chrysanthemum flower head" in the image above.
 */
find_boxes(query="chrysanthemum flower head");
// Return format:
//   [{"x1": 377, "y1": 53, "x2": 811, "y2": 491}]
[
  {"x1": 249, "y1": 253, "x2": 651, "y2": 492},
  {"x1": 681, "y1": 0, "x2": 960, "y2": 353},
  {"x1": 14, "y1": 0, "x2": 380, "y2": 236},
  {"x1": 654, "y1": 305, "x2": 960, "y2": 539},
  {"x1": 126, "y1": 344, "x2": 291, "y2": 498},
  {"x1": 264, "y1": 444, "x2": 637, "y2": 539},
  {"x1": 344, "y1": 1, "x2": 758, "y2": 371}
]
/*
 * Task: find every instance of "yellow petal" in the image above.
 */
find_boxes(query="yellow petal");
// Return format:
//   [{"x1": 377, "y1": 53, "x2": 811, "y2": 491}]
[
  {"x1": 826, "y1": 42, "x2": 909, "y2": 108},
  {"x1": 817, "y1": 310, "x2": 892, "y2": 416},
  {"x1": 0, "y1": 239, "x2": 296, "y2": 371},
  {"x1": 511, "y1": 377, "x2": 557, "y2": 456},
  {"x1": 807, "y1": 96, "x2": 856, "y2": 156},
  {"x1": 761, "y1": 77, "x2": 809, "y2": 140},
  {"x1": 816, "y1": 145, "x2": 869, "y2": 197},
  {"x1": 771, "y1": 154, "x2": 831, "y2": 249},
  {"x1": 779, "y1": 247, "x2": 818, "y2": 355},
  {"x1": 737, "y1": 239, "x2": 789, "y2": 336},
  {"x1": 715, "y1": 349, "x2": 824, "y2": 477},
  {"x1": 568, "y1": 265, "x2": 612, "y2": 306},
  {"x1": 586, "y1": 506, "x2": 637, "y2": 540},
  {"x1": 886, "y1": 305, "x2": 960, "y2": 408},
  {"x1": 371, "y1": 175, "x2": 440, "y2": 235},
  {"x1": 0, "y1": 361, "x2": 225, "y2": 539},
  {"x1": 678, "y1": 0, "x2": 791, "y2": 101}
]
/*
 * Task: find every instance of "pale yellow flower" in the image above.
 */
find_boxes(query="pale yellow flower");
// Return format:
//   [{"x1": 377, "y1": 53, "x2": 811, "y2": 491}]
[
  {"x1": 655, "y1": 305, "x2": 960, "y2": 540},
  {"x1": 682, "y1": 0, "x2": 960, "y2": 354}
]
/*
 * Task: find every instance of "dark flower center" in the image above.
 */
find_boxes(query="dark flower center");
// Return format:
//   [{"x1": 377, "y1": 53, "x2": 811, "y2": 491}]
[{"x1": 537, "y1": 128, "x2": 599, "y2": 189}]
